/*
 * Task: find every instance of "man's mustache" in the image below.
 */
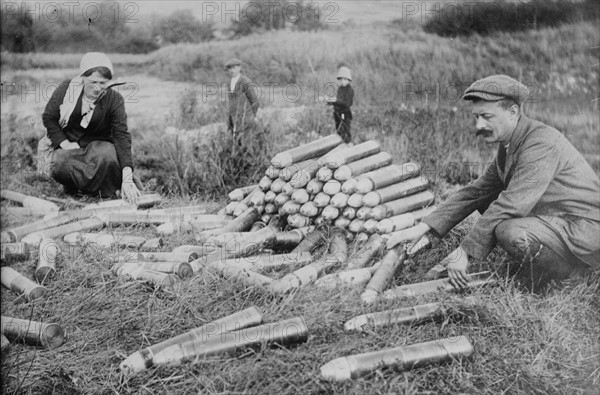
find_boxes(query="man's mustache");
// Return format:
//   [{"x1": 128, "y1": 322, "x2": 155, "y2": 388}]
[{"x1": 476, "y1": 129, "x2": 493, "y2": 137}]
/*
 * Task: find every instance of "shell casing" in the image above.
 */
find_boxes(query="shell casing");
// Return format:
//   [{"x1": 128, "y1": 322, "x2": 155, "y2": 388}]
[
  {"x1": 152, "y1": 317, "x2": 308, "y2": 366},
  {"x1": 348, "y1": 219, "x2": 365, "y2": 234},
  {"x1": 259, "y1": 176, "x2": 273, "y2": 191},
  {"x1": 320, "y1": 336, "x2": 473, "y2": 381},
  {"x1": 300, "y1": 201, "x2": 319, "y2": 217},
  {"x1": 362, "y1": 219, "x2": 379, "y2": 234},
  {"x1": 291, "y1": 189, "x2": 310, "y2": 205},
  {"x1": 361, "y1": 245, "x2": 407, "y2": 303},
  {"x1": 228, "y1": 185, "x2": 259, "y2": 201},
  {"x1": 369, "y1": 190, "x2": 435, "y2": 221},
  {"x1": 362, "y1": 176, "x2": 429, "y2": 207},
  {"x1": 264, "y1": 190, "x2": 277, "y2": 203},
  {"x1": 322, "y1": 206, "x2": 340, "y2": 220},
  {"x1": 346, "y1": 234, "x2": 386, "y2": 269},
  {"x1": 1, "y1": 316, "x2": 64, "y2": 350},
  {"x1": 323, "y1": 180, "x2": 342, "y2": 196},
  {"x1": 344, "y1": 302, "x2": 447, "y2": 332},
  {"x1": 324, "y1": 140, "x2": 381, "y2": 169},
  {"x1": 356, "y1": 207, "x2": 372, "y2": 220},
  {"x1": 287, "y1": 214, "x2": 311, "y2": 228},
  {"x1": 317, "y1": 166, "x2": 334, "y2": 182},
  {"x1": 1, "y1": 266, "x2": 46, "y2": 301},
  {"x1": 355, "y1": 163, "x2": 421, "y2": 194},
  {"x1": 2, "y1": 214, "x2": 77, "y2": 243},
  {"x1": 342, "y1": 207, "x2": 356, "y2": 219},
  {"x1": 22, "y1": 216, "x2": 106, "y2": 248},
  {"x1": 341, "y1": 179, "x2": 358, "y2": 194},
  {"x1": 120, "y1": 306, "x2": 263, "y2": 374},
  {"x1": 291, "y1": 228, "x2": 326, "y2": 255},
  {"x1": 138, "y1": 251, "x2": 199, "y2": 263},
  {"x1": 280, "y1": 158, "x2": 315, "y2": 181},
  {"x1": 347, "y1": 193, "x2": 365, "y2": 208},
  {"x1": 330, "y1": 192, "x2": 349, "y2": 208},
  {"x1": 35, "y1": 238, "x2": 60, "y2": 283},
  {"x1": 383, "y1": 272, "x2": 494, "y2": 299},
  {"x1": 334, "y1": 152, "x2": 393, "y2": 181},
  {"x1": 313, "y1": 192, "x2": 331, "y2": 208},
  {"x1": 271, "y1": 134, "x2": 343, "y2": 168},
  {"x1": 306, "y1": 179, "x2": 324, "y2": 195},
  {"x1": 270, "y1": 178, "x2": 287, "y2": 194}
]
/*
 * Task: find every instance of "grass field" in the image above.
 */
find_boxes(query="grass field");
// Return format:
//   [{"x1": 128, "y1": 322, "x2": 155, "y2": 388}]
[{"x1": 1, "y1": 10, "x2": 599, "y2": 395}]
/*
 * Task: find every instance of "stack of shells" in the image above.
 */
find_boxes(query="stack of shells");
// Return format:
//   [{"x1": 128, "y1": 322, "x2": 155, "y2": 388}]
[{"x1": 223, "y1": 135, "x2": 437, "y2": 241}]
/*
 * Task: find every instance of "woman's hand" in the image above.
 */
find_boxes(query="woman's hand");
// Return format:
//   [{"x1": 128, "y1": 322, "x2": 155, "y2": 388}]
[
  {"x1": 59, "y1": 140, "x2": 81, "y2": 150},
  {"x1": 121, "y1": 167, "x2": 142, "y2": 205},
  {"x1": 443, "y1": 246, "x2": 470, "y2": 289}
]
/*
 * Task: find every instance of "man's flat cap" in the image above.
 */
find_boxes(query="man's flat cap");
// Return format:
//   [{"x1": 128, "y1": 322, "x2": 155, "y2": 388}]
[
  {"x1": 463, "y1": 74, "x2": 530, "y2": 105},
  {"x1": 224, "y1": 58, "x2": 242, "y2": 67}
]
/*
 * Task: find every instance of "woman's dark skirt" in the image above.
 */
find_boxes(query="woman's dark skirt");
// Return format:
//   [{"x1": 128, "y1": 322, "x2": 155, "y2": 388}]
[{"x1": 51, "y1": 140, "x2": 122, "y2": 198}]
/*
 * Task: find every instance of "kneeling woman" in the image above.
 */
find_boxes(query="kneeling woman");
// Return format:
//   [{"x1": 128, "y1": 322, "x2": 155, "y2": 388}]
[{"x1": 42, "y1": 52, "x2": 142, "y2": 204}]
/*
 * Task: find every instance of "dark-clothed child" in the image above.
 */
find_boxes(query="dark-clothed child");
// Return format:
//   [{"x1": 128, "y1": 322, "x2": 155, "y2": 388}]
[{"x1": 327, "y1": 66, "x2": 354, "y2": 143}]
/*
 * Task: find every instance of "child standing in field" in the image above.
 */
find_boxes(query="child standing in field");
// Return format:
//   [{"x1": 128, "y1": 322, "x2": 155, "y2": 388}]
[{"x1": 327, "y1": 66, "x2": 354, "y2": 143}]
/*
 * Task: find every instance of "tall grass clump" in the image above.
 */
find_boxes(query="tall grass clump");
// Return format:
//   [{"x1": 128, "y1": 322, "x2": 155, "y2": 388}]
[
  {"x1": 422, "y1": 0, "x2": 600, "y2": 37},
  {"x1": 134, "y1": 89, "x2": 274, "y2": 197}
]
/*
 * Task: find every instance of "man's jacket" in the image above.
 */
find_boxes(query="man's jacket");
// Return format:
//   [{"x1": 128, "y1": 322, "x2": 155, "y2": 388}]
[{"x1": 422, "y1": 115, "x2": 600, "y2": 268}]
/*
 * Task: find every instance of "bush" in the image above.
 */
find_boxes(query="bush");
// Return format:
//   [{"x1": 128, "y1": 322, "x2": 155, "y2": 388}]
[{"x1": 422, "y1": 0, "x2": 600, "y2": 37}]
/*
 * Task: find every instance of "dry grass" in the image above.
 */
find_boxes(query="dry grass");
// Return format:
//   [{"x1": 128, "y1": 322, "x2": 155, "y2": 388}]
[{"x1": 1, "y1": 16, "x2": 599, "y2": 395}]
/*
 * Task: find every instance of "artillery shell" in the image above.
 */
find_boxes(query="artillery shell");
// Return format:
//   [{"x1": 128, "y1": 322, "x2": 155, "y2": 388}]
[
  {"x1": 370, "y1": 190, "x2": 435, "y2": 221},
  {"x1": 280, "y1": 158, "x2": 314, "y2": 181},
  {"x1": 341, "y1": 179, "x2": 358, "y2": 194},
  {"x1": 259, "y1": 176, "x2": 273, "y2": 191},
  {"x1": 313, "y1": 192, "x2": 331, "y2": 208},
  {"x1": 264, "y1": 190, "x2": 277, "y2": 203},
  {"x1": 361, "y1": 245, "x2": 407, "y2": 303},
  {"x1": 334, "y1": 216, "x2": 351, "y2": 228},
  {"x1": 35, "y1": 238, "x2": 60, "y2": 283},
  {"x1": 356, "y1": 206, "x2": 371, "y2": 220},
  {"x1": 274, "y1": 193, "x2": 290, "y2": 207},
  {"x1": 325, "y1": 140, "x2": 381, "y2": 169},
  {"x1": 152, "y1": 317, "x2": 308, "y2": 367},
  {"x1": 347, "y1": 193, "x2": 365, "y2": 208},
  {"x1": 281, "y1": 201, "x2": 301, "y2": 215},
  {"x1": 138, "y1": 251, "x2": 199, "y2": 263},
  {"x1": 228, "y1": 185, "x2": 258, "y2": 201},
  {"x1": 265, "y1": 165, "x2": 280, "y2": 179},
  {"x1": 1, "y1": 267, "x2": 46, "y2": 301},
  {"x1": 346, "y1": 234, "x2": 386, "y2": 269},
  {"x1": 22, "y1": 216, "x2": 106, "y2": 248},
  {"x1": 320, "y1": 336, "x2": 473, "y2": 381},
  {"x1": 300, "y1": 201, "x2": 319, "y2": 217},
  {"x1": 334, "y1": 152, "x2": 393, "y2": 181},
  {"x1": 383, "y1": 272, "x2": 494, "y2": 299},
  {"x1": 355, "y1": 163, "x2": 421, "y2": 194},
  {"x1": 362, "y1": 219, "x2": 379, "y2": 234},
  {"x1": 348, "y1": 219, "x2": 365, "y2": 234},
  {"x1": 322, "y1": 206, "x2": 340, "y2": 220},
  {"x1": 330, "y1": 192, "x2": 349, "y2": 208},
  {"x1": 291, "y1": 189, "x2": 310, "y2": 204},
  {"x1": 306, "y1": 180, "x2": 324, "y2": 195},
  {"x1": 1, "y1": 316, "x2": 64, "y2": 350},
  {"x1": 288, "y1": 214, "x2": 311, "y2": 228},
  {"x1": 362, "y1": 177, "x2": 429, "y2": 207},
  {"x1": 271, "y1": 134, "x2": 343, "y2": 168},
  {"x1": 270, "y1": 178, "x2": 286, "y2": 194},
  {"x1": 342, "y1": 207, "x2": 356, "y2": 219},
  {"x1": 317, "y1": 166, "x2": 334, "y2": 182},
  {"x1": 323, "y1": 180, "x2": 342, "y2": 196},
  {"x1": 120, "y1": 307, "x2": 263, "y2": 374}
]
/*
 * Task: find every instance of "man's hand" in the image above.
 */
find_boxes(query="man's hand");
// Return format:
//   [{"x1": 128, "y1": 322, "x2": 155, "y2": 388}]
[
  {"x1": 443, "y1": 246, "x2": 470, "y2": 289},
  {"x1": 121, "y1": 167, "x2": 142, "y2": 205},
  {"x1": 386, "y1": 222, "x2": 431, "y2": 250},
  {"x1": 59, "y1": 140, "x2": 81, "y2": 150}
]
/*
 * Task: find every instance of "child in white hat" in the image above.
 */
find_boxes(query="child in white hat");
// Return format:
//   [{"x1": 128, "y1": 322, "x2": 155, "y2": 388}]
[{"x1": 326, "y1": 66, "x2": 354, "y2": 143}]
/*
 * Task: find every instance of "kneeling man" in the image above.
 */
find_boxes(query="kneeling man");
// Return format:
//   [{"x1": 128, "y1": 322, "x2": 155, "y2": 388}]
[{"x1": 405, "y1": 75, "x2": 599, "y2": 292}]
